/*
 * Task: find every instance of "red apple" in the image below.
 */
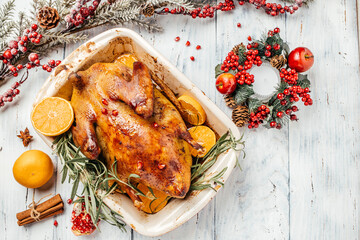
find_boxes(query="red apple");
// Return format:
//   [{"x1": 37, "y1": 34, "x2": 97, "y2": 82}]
[
  {"x1": 216, "y1": 73, "x2": 237, "y2": 94},
  {"x1": 288, "y1": 47, "x2": 314, "y2": 72}
]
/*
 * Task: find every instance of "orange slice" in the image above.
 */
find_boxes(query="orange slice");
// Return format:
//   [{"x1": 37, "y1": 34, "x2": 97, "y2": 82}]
[
  {"x1": 114, "y1": 53, "x2": 138, "y2": 69},
  {"x1": 31, "y1": 97, "x2": 74, "y2": 136},
  {"x1": 178, "y1": 94, "x2": 206, "y2": 125},
  {"x1": 188, "y1": 126, "x2": 216, "y2": 158},
  {"x1": 137, "y1": 183, "x2": 169, "y2": 214}
]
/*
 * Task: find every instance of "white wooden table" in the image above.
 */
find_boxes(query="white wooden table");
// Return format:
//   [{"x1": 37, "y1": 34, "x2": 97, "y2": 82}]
[{"x1": 1, "y1": 1, "x2": 359, "y2": 239}]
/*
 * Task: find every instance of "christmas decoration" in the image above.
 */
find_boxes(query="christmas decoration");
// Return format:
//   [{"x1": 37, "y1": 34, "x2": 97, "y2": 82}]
[
  {"x1": 288, "y1": 47, "x2": 314, "y2": 72},
  {"x1": 215, "y1": 28, "x2": 314, "y2": 130},
  {"x1": 224, "y1": 94, "x2": 237, "y2": 108},
  {"x1": 0, "y1": 0, "x2": 314, "y2": 110},
  {"x1": 37, "y1": 7, "x2": 60, "y2": 29},
  {"x1": 17, "y1": 127, "x2": 33, "y2": 147},
  {"x1": 232, "y1": 105, "x2": 249, "y2": 127}
]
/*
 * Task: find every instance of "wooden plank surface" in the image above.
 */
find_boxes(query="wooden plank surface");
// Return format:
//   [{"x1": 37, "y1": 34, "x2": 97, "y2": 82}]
[{"x1": 0, "y1": 0, "x2": 359, "y2": 239}]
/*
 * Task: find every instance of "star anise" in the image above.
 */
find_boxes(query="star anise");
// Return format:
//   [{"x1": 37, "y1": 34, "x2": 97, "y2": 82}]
[{"x1": 17, "y1": 128, "x2": 33, "y2": 147}]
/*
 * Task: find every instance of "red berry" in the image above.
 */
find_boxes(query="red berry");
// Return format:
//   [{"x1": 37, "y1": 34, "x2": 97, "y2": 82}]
[
  {"x1": 175, "y1": 36, "x2": 180, "y2": 42},
  {"x1": 190, "y1": 56, "x2": 195, "y2": 61},
  {"x1": 274, "y1": 27, "x2": 280, "y2": 34},
  {"x1": 3, "y1": 50, "x2": 12, "y2": 59},
  {"x1": 31, "y1": 24, "x2": 38, "y2": 31},
  {"x1": 17, "y1": 64, "x2": 23, "y2": 70},
  {"x1": 55, "y1": 60, "x2": 61, "y2": 66},
  {"x1": 26, "y1": 63, "x2": 32, "y2": 69},
  {"x1": 185, "y1": 41, "x2": 190, "y2": 46},
  {"x1": 34, "y1": 59, "x2": 40, "y2": 65},
  {"x1": 48, "y1": 59, "x2": 56, "y2": 66},
  {"x1": 34, "y1": 39, "x2": 40, "y2": 44},
  {"x1": 42, "y1": 64, "x2": 48, "y2": 70},
  {"x1": 28, "y1": 53, "x2": 39, "y2": 62},
  {"x1": 270, "y1": 121, "x2": 276, "y2": 128},
  {"x1": 67, "y1": 199, "x2": 73, "y2": 204},
  {"x1": 46, "y1": 67, "x2": 52, "y2": 72},
  {"x1": 277, "y1": 111, "x2": 283, "y2": 118},
  {"x1": 14, "y1": 89, "x2": 20, "y2": 95}
]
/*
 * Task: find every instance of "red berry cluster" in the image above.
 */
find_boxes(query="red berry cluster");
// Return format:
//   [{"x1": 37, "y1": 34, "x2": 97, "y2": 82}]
[
  {"x1": 220, "y1": 46, "x2": 263, "y2": 85},
  {"x1": 0, "y1": 23, "x2": 62, "y2": 108},
  {"x1": 280, "y1": 68, "x2": 298, "y2": 85},
  {"x1": 1, "y1": 24, "x2": 42, "y2": 69},
  {"x1": 277, "y1": 85, "x2": 312, "y2": 106},
  {"x1": 65, "y1": 0, "x2": 100, "y2": 27},
  {"x1": 238, "y1": 0, "x2": 303, "y2": 16},
  {"x1": 161, "y1": 0, "x2": 235, "y2": 19},
  {"x1": 248, "y1": 105, "x2": 270, "y2": 129}
]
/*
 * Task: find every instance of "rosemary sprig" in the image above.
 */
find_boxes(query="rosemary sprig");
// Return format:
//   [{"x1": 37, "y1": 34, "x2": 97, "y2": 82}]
[
  {"x1": 190, "y1": 131, "x2": 245, "y2": 191},
  {"x1": 53, "y1": 132, "x2": 127, "y2": 231}
]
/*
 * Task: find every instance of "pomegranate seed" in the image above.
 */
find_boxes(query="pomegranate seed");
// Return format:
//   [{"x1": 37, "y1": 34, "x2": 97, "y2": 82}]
[
  {"x1": 196, "y1": 45, "x2": 201, "y2": 50},
  {"x1": 175, "y1": 36, "x2": 180, "y2": 42},
  {"x1": 248, "y1": 36, "x2": 252, "y2": 41},
  {"x1": 102, "y1": 98, "x2": 108, "y2": 105},
  {"x1": 190, "y1": 56, "x2": 195, "y2": 61},
  {"x1": 137, "y1": 161, "x2": 143, "y2": 170},
  {"x1": 185, "y1": 41, "x2": 190, "y2": 46},
  {"x1": 67, "y1": 199, "x2": 73, "y2": 204},
  {"x1": 153, "y1": 122, "x2": 158, "y2": 128},
  {"x1": 101, "y1": 108, "x2": 108, "y2": 114},
  {"x1": 237, "y1": 23, "x2": 241, "y2": 28},
  {"x1": 54, "y1": 220, "x2": 58, "y2": 227},
  {"x1": 158, "y1": 163, "x2": 166, "y2": 170},
  {"x1": 112, "y1": 110, "x2": 118, "y2": 116}
]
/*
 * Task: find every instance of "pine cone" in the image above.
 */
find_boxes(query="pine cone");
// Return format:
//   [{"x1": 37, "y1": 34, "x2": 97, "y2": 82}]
[
  {"x1": 224, "y1": 94, "x2": 237, "y2": 108},
  {"x1": 232, "y1": 43, "x2": 245, "y2": 56},
  {"x1": 270, "y1": 55, "x2": 287, "y2": 70},
  {"x1": 232, "y1": 105, "x2": 250, "y2": 127},
  {"x1": 142, "y1": 4, "x2": 155, "y2": 17},
  {"x1": 37, "y1": 7, "x2": 60, "y2": 30}
]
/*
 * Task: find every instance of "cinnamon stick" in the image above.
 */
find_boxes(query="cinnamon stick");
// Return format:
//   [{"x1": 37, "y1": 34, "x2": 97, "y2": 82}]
[
  {"x1": 17, "y1": 202, "x2": 64, "y2": 226},
  {"x1": 16, "y1": 194, "x2": 63, "y2": 221},
  {"x1": 18, "y1": 208, "x2": 64, "y2": 226}
]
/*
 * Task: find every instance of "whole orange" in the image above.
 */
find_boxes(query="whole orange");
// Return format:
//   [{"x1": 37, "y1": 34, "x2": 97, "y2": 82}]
[{"x1": 13, "y1": 150, "x2": 54, "y2": 188}]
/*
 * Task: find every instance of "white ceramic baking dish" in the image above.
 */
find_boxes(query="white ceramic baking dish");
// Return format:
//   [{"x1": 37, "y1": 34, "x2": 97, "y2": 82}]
[{"x1": 32, "y1": 28, "x2": 241, "y2": 237}]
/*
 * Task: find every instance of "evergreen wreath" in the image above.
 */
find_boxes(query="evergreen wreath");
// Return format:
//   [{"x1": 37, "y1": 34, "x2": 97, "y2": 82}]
[{"x1": 215, "y1": 28, "x2": 314, "y2": 130}]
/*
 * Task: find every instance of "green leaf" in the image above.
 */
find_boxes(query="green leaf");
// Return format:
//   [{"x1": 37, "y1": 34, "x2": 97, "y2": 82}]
[
  {"x1": 234, "y1": 85, "x2": 254, "y2": 105},
  {"x1": 215, "y1": 64, "x2": 223, "y2": 78},
  {"x1": 297, "y1": 74, "x2": 311, "y2": 88}
]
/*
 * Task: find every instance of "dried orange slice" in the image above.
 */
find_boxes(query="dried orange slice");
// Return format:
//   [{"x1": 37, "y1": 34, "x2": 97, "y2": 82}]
[
  {"x1": 178, "y1": 94, "x2": 206, "y2": 125},
  {"x1": 137, "y1": 183, "x2": 169, "y2": 214},
  {"x1": 31, "y1": 97, "x2": 74, "y2": 136},
  {"x1": 114, "y1": 53, "x2": 138, "y2": 69},
  {"x1": 188, "y1": 126, "x2": 216, "y2": 158}
]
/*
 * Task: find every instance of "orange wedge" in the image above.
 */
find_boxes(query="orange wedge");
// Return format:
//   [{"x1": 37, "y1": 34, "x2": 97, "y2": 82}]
[
  {"x1": 137, "y1": 183, "x2": 169, "y2": 214},
  {"x1": 114, "y1": 53, "x2": 138, "y2": 69},
  {"x1": 178, "y1": 94, "x2": 206, "y2": 125},
  {"x1": 188, "y1": 126, "x2": 216, "y2": 158},
  {"x1": 31, "y1": 97, "x2": 74, "y2": 136}
]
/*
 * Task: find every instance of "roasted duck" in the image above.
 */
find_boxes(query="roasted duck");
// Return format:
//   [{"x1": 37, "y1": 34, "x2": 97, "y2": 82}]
[{"x1": 69, "y1": 56, "x2": 202, "y2": 209}]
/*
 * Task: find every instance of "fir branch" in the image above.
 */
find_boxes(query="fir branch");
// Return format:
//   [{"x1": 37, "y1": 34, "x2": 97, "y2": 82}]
[{"x1": 234, "y1": 85, "x2": 255, "y2": 105}]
